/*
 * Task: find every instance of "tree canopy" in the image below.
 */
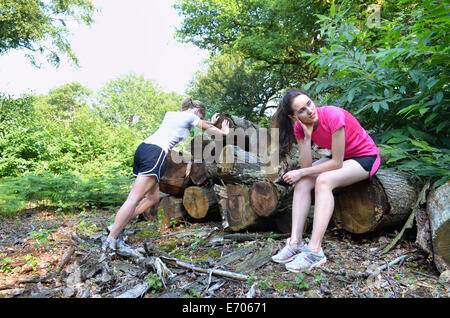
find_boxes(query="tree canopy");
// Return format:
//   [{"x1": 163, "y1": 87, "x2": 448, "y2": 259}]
[{"x1": 0, "y1": 0, "x2": 96, "y2": 67}]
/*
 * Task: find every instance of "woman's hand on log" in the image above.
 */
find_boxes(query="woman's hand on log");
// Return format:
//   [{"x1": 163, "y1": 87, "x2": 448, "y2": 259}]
[
  {"x1": 283, "y1": 169, "x2": 305, "y2": 185},
  {"x1": 220, "y1": 119, "x2": 230, "y2": 135},
  {"x1": 210, "y1": 113, "x2": 220, "y2": 125}
]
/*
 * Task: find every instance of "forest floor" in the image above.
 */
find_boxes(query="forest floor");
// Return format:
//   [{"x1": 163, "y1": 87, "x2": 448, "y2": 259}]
[{"x1": 0, "y1": 208, "x2": 449, "y2": 299}]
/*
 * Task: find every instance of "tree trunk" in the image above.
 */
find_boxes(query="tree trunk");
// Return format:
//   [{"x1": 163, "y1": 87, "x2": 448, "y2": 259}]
[
  {"x1": 182, "y1": 186, "x2": 220, "y2": 220},
  {"x1": 216, "y1": 145, "x2": 271, "y2": 184},
  {"x1": 214, "y1": 184, "x2": 265, "y2": 232},
  {"x1": 189, "y1": 162, "x2": 218, "y2": 185},
  {"x1": 215, "y1": 114, "x2": 264, "y2": 153},
  {"x1": 332, "y1": 170, "x2": 418, "y2": 234},
  {"x1": 159, "y1": 150, "x2": 191, "y2": 197},
  {"x1": 249, "y1": 181, "x2": 293, "y2": 217},
  {"x1": 143, "y1": 195, "x2": 186, "y2": 228},
  {"x1": 427, "y1": 181, "x2": 450, "y2": 272}
]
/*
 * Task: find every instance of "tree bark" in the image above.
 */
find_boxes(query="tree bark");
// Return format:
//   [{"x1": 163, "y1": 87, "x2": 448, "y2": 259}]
[
  {"x1": 427, "y1": 181, "x2": 450, "y2": 272},
  {"x1": 332, "y1": 170, "x2": 418, "y2": 234},
  {"x1": 183, "y1": 186, "x2": 220, "y2": 220},
  {"x1": 216, "y1": 144, "x2": 271, "y2": 184},
  {"x1": 159, "y1": 150, "x2": 191, "y2": 197},
  {"x1": 144, "y1": 196, "x2": 186, "y2": 228}
]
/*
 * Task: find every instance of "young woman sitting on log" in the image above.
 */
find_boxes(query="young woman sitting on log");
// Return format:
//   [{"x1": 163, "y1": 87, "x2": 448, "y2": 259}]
[
  {"x1": 271, "y1": 88, "x2": 380, "y2": 272},
  {"x1": 102, "y1": 98, "x2": 230, "y2": 255}
]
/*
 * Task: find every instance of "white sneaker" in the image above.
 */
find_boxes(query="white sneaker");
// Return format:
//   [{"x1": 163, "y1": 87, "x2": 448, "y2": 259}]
[
  {"x1": 285, "y1": 245, "x2": 327, "y2": 272},
  {"x1": 272, "y1": 238, "x2": 307, "y2": 264}
]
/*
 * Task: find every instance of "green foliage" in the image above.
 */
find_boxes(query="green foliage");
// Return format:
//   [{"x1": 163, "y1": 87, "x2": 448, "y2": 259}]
[
  {"x1": 0, "y1": 75, "x2": 183, "y2": 216},
  {"x1": 295, "y1": 273, "x2": 310, "y2": 290},
  {"x1": 95, "y1": 74, "x2": 182, "y2": 138},
  {"x1": 305, "y1": 0, "x2": 449, "y2": 186},
  {"x1": 0, "y1": 0, "x2": 96, "y2": 67},
  {"x1": 187, "y1": 52, "x2": 283, "y2": 122},
  {"x1": 29, "y1": 228, "x2": 53, "y2": 251},
  {"x1": 175, "y1": 0, "x2": 381, "y2": 87},
  {"x1": 0, "y1": 171, "x2": 133, "y2": 216},
  {"x1": 146, "y1": 273, "x2": 163, "y2": 293},
  {"x1": 0, "y1": 254, "x2": 13, "y2": 273}
]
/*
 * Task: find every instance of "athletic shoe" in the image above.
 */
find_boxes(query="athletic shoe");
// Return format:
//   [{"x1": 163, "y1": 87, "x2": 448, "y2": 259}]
[
  {"x1": 272, "y1": 238, "x2": 307, "y2": 264},
  {"x1": 99, "y1": 237, "x2": 117, "y2": 262},
  {"x1": 106, "y1": 225, "x2": 133, "y2": 250},
  {"x1": 106, "y1": 225, "x2": 124, "y2": 240},
  {"x1": 285, "y1": 245, "x2": 327, "y2": 272}
]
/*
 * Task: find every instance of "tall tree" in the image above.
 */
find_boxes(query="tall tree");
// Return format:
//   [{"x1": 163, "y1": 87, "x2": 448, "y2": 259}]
[
  {"x1": 95, "y1": 74, "x2": 183, "y2": 138},
  {"x1": 0, "y1": 0, "x2": 96, "y2": 67},
  {"x1": 174, "y1": 0, "x2": 380, "y2": 86},
  {"x1": 187, "y1": 52, "x2": 286, "y2": 123}
]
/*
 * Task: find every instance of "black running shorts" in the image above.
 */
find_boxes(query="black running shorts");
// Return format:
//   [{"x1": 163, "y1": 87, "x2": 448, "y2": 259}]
[
  {"x1": 132, "y1": 143, "x2": 168, "y2": 182},
  {"x1": 326, "y1": 154, "x2": 377, "y2": 173}
]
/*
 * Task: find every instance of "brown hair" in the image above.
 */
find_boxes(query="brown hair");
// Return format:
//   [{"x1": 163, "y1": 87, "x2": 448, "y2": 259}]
[
  {"x1": 181, "y1": 97, "x2": 206, "y2": 118},
  {"x1": 271, "y1": 88, "x2": 311, "y2": 160}
]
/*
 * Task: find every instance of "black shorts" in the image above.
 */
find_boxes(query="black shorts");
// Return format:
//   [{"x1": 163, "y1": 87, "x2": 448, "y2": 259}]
[
  {"x1": 326, "y1": 155, "x2": 377, "y2": 172},
  {"x1": 133, "y1": 143, "x2": 168, "y2": 182}
]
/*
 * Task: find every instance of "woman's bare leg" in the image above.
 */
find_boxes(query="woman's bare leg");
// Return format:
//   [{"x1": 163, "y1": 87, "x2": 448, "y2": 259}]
[
  {"x1": 131, "y1": 181, "x2": 160, "y2": 220},
  {"x1": 107, "y1": 175, "x2": 158, "y2": 241},
  {"x1": 308, "y1": 159, "x2": 370, "y2": 253},
  {"x1": 290, "y1": 157, "x2": 329, "y2": 246}
]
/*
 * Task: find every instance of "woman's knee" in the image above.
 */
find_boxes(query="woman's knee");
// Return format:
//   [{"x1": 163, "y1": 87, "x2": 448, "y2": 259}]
[
  {"x1": 314, "y1": 174, "x2": 334, "y2": 193},
  {"x1": 294, "y1": 176, "x2": 316, "y2": 192}
]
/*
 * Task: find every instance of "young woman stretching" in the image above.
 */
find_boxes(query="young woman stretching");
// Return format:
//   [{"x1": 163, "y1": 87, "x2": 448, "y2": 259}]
[
  {"x1": 271, "y1": 88, "x2": 380, "y2": 272},
  {"x1": 102, "y1": 98, "x2": 229, "y2": 254}
]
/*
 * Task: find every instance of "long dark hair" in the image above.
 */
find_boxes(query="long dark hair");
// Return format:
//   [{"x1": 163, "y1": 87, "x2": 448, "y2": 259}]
[{"x1": 271, "y1": 88, "x2": 311, "y2": 160}]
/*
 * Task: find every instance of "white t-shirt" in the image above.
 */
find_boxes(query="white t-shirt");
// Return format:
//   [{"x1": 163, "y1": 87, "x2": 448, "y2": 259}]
[{"x1": 143, "y1": 111, "x2": 200, "y2": 153}]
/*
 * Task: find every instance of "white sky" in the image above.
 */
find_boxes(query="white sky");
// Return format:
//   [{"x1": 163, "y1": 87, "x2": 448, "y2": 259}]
[{"x1": 0, "y1": 0, "x2": 209, "y2": 97}]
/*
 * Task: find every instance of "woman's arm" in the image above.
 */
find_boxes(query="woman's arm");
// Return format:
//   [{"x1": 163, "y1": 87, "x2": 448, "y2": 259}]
[
  {"x1": 283, "y1": 127, "x2": 345, "y2": 184},
  {"x1": 196, "y1": 118, "x2": 229, "y2": 136}
]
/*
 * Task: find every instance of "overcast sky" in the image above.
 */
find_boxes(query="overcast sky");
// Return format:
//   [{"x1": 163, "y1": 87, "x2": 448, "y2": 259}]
[{"x1": 0, "y1": 0, "x2": 209, "y2": 97}]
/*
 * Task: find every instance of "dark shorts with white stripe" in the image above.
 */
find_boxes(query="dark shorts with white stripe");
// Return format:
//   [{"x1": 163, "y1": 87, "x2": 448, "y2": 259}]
[
  {"x1": 326, "y1": 154, "x2": 377, "y2": 172},
  {"x1": 132, "y1": 143, "x2": 168, "y2": 183}
]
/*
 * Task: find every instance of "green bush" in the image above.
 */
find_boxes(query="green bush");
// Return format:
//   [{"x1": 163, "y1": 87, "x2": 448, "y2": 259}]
[{"x1": 306, "y1": 0, "x2": 449, "y2": 187}]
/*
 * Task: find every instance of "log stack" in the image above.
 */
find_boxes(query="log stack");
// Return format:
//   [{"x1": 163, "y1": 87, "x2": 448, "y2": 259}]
[{"x1": 142, "y1": 114, "x2": 449, "y2": 273}]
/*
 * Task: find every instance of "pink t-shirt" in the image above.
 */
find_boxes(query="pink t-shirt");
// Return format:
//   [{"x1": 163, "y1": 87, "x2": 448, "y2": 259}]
[{"x1": 294, "y1": 106, "x2": 380, "y2": 178}]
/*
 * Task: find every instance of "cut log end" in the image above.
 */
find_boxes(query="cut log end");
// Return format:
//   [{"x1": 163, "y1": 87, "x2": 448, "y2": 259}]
[
  {"x1": 250, "y1": 182, "x2": 278, "y2": 217},
  {"x1": 143, "y1": 196, "x2": 186, "y2": 227},
  {"x1": 183, "y1": 186, "x2": 218, "y2": 219}
]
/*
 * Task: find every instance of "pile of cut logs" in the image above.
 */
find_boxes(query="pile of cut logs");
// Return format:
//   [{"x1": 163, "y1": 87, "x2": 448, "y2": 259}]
[{"x1": 143, "y1": 114, "x2": 450, "y2": 272}]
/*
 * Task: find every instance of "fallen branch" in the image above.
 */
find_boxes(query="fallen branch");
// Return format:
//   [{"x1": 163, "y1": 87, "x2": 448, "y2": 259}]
[
  {"x1": 144, "y1": 242, "x2": 249, "y2": 281},
  {"x1": 117, "y1": 283, "x2": 150, "y2": 298},
  {"x1": 159, "y1": 256, "x2": 249, "y2": 281},
  {"x1": 15, "y1": 245, "x2": 76, "y2": 285},
  {"x1": 321, "y1": 254, "x2": 411, "y2": 281}
]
